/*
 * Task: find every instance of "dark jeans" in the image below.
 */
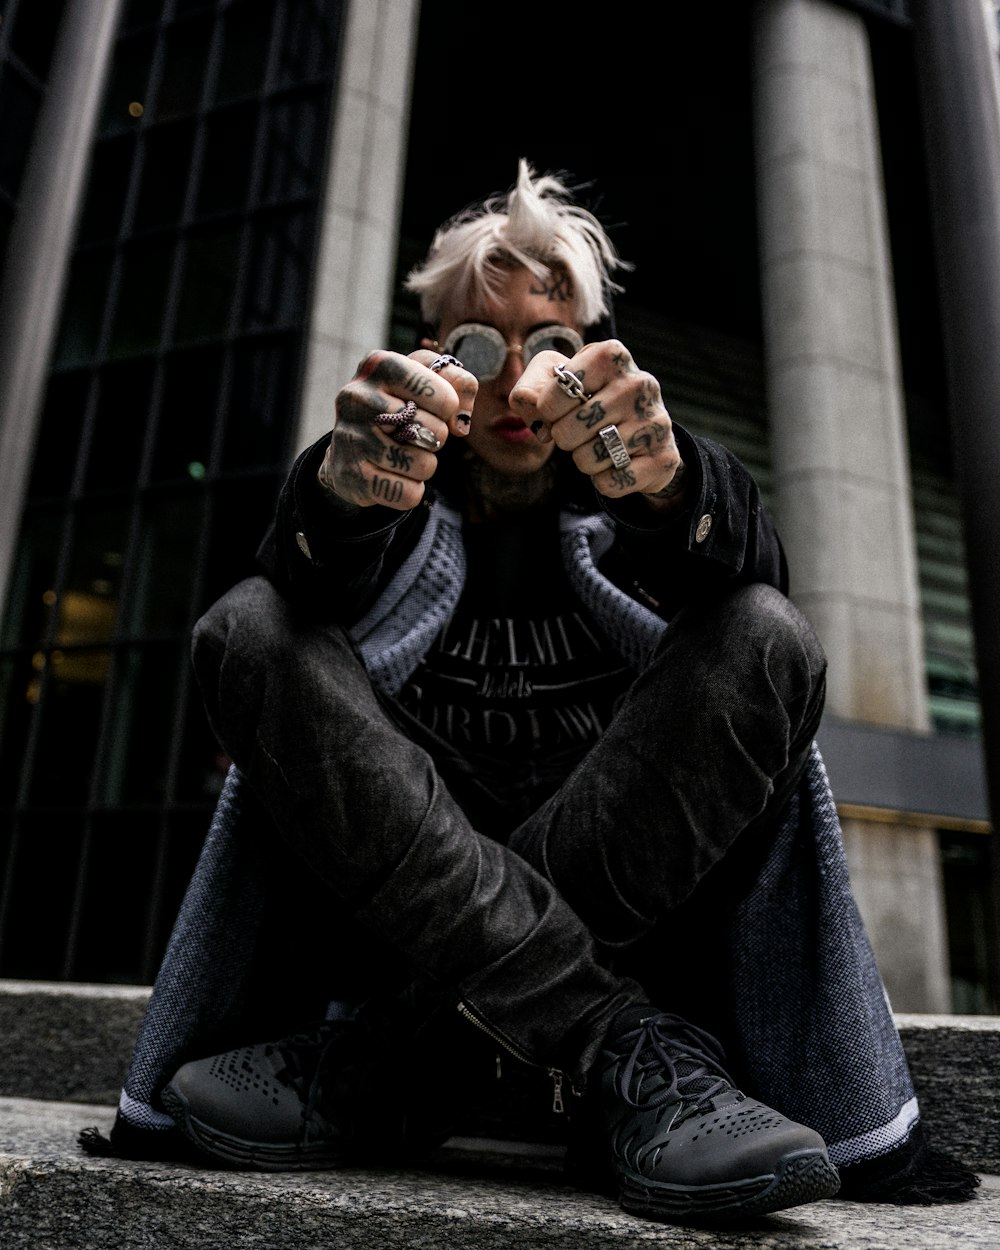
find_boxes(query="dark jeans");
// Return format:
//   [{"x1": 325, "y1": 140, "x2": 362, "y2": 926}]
[{"x1": 191, "y1": 577, "x2": 826, "y2": 1084}]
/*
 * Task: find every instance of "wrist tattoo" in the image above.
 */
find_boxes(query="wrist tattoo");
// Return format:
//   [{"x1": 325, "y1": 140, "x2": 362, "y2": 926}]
[{"x1": 646, "y1": 459, "x2": 687, "y2": 500}]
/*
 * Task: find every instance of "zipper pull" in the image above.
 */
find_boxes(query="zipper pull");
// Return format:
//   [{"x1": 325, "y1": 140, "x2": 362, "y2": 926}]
[
  {"x1": 496, "y1": 1052, "x2": 502, "y2": 1081},
  {"x1": 550, "y1": 1069, "x2": 565, "y2": 1114}
]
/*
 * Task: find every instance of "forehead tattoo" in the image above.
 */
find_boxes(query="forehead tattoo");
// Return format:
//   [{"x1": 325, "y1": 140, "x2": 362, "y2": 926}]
[{"x1": 528, "y1": 271, "x2": 574, "y2": 303}]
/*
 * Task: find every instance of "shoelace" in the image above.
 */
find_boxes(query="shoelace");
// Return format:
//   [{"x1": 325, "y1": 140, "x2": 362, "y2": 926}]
[{"x1": 614, "y1": 1012, "x2": 735, "y2": 1116}]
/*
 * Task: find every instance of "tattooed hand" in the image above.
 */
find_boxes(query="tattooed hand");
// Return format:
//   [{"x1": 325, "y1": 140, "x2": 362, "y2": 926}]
[
  {"x1": 318, "y1": 350, "x2": 477, "y2": 511},
  {"x1": 508, "y1": 340, "x2": 686, "y2": 512}
]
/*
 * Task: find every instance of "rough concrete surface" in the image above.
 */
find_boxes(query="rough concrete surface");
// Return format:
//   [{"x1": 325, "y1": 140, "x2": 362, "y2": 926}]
[
  {"x1": 0, "y1": 981, "x2": 149, "y2": 1104},
  {"x1": 2, "y1": 1098, "x2": 998, "y2": 1250},
  {"x1": 896, "y1": 1015, "x2": 1000, "y2": 1175}
]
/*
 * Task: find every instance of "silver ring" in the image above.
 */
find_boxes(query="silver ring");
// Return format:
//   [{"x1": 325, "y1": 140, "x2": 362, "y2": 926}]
[
  {"x1": 598, "y1": 424, "x2": 632, "y2": 469},
  {"x1": 429, "y1": 354, "x2": 463, "y2": 372},
  {"x1": 374, "y1": 401, "x2": 442, "y2": 451},
  {"x1": 553, "y1": 363, "x2": 590, "y2": 403}
]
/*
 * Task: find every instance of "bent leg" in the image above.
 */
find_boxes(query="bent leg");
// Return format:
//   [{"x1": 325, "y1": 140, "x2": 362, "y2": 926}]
[
  {"x1": 508, "y1": 583, "x2": 827, "y2": 947},
  {"x1": 191, "y1": 576, "x2": 643, "y2": 1081}
]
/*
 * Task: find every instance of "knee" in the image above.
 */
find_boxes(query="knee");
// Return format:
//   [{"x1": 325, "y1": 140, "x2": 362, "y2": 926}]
[
  {"x1": 731, "y1": 583, "x2": 826, "y2": 679},
  {"x1": 192, "y1": 576, "x2": 355, "y2": 689},
  {"x1": 663, "y1": 582, "x2": 826, "y2": 705},
  {"x1": 192, "y1": 577, "x2": 290, "y2": 672},
  {"x1": 715, "y1": 585, "x2": 828, "y2": 727}
]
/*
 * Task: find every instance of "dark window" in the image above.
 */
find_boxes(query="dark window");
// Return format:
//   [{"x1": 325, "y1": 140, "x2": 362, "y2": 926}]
[{"x1": 0, "y1": 0, "x2": 346, "y2": 984}]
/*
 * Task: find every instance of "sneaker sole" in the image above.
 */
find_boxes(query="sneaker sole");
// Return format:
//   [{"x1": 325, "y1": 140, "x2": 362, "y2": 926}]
[
  {"x1": 618, "y1": 1147, "x2": 841, "y2": 1223},
  {"x1": 160, "y1": 1082, "x2": 350, "y2": 1172}
]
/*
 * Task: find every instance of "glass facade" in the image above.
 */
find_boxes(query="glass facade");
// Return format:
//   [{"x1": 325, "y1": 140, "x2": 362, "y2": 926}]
[{"x1": 0, "y1": 0, "x2": 345, "y2": 983}]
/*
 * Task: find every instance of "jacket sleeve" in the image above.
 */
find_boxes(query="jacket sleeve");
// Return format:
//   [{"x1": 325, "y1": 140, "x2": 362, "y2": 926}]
[
  {"x1": 255, "y1": 435, "x2": 429, "y2": 623},
  {"x1": 598, "y1": 422, "x2": 789, "y2": 620}
]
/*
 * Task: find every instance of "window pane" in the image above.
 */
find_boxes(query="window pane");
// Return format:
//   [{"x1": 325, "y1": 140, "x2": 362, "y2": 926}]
[
  {"x1": 274, "y1": 3, "x2": 338, "y2": 88},
  {"x1": 84, "y1": 358, "x2": 156, "y2": 492},
  {"x1": 122, "y1": 492, "x2": 205, "y2": 634},
  {"x1": 0, "y1": 816, "x2": 83, "y2": 978},
  {"x1": 134, "y1": 120, "x2": 195, "y2": 229},
  {"x1": 74, "y1": 813, "x2": 160, "y2": 983},
  {"x1": 0, "y1": 654, "x2": 39, "y2": 804},
  {"x1": 78, "y1": 136, "x2": 136, "y2": 244},
  {"x1": 27, "y1": 650, "x2": 109, "y2": 805},
  {"x1": 216, "y1": 0, "x2": 273, "y2": 103},
  {"x1": 154, "y1": 17, "x2": 213, "y2": 121},
  {"x1": 197, "y1": 103, "x2": 258, "y2": 215},
  {"x1": 99, "y1": 31, "x2": 156, "y2": 135},
  {"x1": 201, "y1": 474, "x2": 278, "y2": 607},
  {"x1": 53, "y1": 249, "x2": 112, "y2": 368},
  {"x1": 241, "y1": 207, "x2": 312, "y2": 331},
  {"x1": 62, "y1": 502, "x2": 131, "y2": 643},
  {"x1": 109, "y1": 238, "x2": 175, "y2": 357},
  {"x1": 3, "y1": 508, "x2": 62, "y2": 649},
  {"x1": 121, "y1": 0, "x2": 163, "y2": 34},
  {"x1": 150, "y1": 346, "x2": 221, "y2": 481},
  {"x1": 99, "y1": 640, "x2": 186, "y2": 805},
  {"x1": 260, "y1": 93, "x2": 324, "y2": 202},
  {"x1": 29, "y1": 371, "x2": 91, "y2": 498},
  {"x1": 174, "y1": 226, "x2": 240, "y2": 342},
  {"x1": 222, "y1": 336, "x2": 293, "y2": 469}
]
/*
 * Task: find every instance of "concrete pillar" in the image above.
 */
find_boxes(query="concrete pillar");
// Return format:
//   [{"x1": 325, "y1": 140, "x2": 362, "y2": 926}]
[
  {"x1": 0, "y1": 0, "x2": 124, "y2": 616},
  {"x1": 752, "y1": 0, "x2": 950, "y2": 1011},
  {"x1": 294, "y1": 0, "x2": 421, "y2": 454},
  {"x1": 910, "y1": 0, "x2": 1000, "y2": 1006}
]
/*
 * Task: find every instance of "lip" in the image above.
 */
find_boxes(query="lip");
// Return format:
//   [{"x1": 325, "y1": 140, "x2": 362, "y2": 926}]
[{"x1": 493, "y1": 416, "x2": 535, "y2": 444}]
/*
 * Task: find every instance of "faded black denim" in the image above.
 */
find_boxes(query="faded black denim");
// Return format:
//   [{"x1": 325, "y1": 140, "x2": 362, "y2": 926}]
[{"x1": 191, "y1": 577, "x2": 825, "y2": 1084}]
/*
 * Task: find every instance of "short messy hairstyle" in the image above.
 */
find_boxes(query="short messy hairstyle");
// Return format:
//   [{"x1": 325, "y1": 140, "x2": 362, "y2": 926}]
[{"x1": 404, "y1": 159, "x2": 630, "y2": 330}]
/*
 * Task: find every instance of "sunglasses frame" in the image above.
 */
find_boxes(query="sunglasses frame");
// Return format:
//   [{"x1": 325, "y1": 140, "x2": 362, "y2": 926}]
[{"x1": 440, "y1": 322, "x2": 584, "y2": 382}]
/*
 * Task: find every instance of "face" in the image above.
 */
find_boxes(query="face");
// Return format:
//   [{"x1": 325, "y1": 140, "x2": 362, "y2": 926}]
[{"x1": 437, "y1": 265, "x2": 584, "y2": 477}]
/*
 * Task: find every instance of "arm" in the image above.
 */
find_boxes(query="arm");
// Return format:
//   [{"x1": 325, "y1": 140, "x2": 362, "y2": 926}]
[
  {"x1": 509, "y1": 340, "x2": 786, "y2": 619},
  {"x1": 598, "y1": 422, "x2": 788, "y2": 620},
  {"x1": 257, "y1": 348, "x2": 477, "y2": 622},
  {"x1": 256, "y1": 434, "x2": 429, "y2": 623}
]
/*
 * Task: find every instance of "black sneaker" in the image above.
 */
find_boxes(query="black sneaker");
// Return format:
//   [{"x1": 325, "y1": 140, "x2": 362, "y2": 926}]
[
  {"x1": 161, "y1": 1016, "x2": 402, "y2": 1170},
  {"x1": 590, "y1": 1006, "x2": 841, "y2": 1223}
]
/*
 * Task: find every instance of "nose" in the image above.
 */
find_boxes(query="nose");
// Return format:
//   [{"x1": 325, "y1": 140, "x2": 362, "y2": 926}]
[{"x1": 496, "y1": 342, "x2": 526, "y2": 390}]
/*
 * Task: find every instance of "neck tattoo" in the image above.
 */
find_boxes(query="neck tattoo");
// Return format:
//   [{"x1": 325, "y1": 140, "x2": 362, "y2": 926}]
[{"x1": 464, "y1": 456, "x2": 555, "y2": 519}]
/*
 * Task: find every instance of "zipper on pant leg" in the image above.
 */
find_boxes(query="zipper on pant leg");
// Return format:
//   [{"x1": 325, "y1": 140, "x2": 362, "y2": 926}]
[{"x1": 456, "y1": 999, "x2": 571, "y2": 1114}]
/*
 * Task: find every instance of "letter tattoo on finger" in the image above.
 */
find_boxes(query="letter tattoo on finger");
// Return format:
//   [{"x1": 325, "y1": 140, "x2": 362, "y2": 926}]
[
  {"x1": 371, "y1": 474, "x2": 404, "y2": 504},
  {"x1": 575, "y1": 398, "x2": 607, "y2": 431}
]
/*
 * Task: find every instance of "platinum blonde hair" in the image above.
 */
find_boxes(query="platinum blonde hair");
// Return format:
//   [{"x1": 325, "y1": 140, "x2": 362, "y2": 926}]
[{"x1": 404, "y1": 159, "x2": 630, "y2": 329}]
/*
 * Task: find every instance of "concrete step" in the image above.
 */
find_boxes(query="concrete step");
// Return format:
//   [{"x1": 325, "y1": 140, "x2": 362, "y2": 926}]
[
  {"x1": 3, "y1": 1096, "x2": 999, "y2": 1250},
  {"x1": 3, "y1": 980, "x2": 999, "y2": 1173}
]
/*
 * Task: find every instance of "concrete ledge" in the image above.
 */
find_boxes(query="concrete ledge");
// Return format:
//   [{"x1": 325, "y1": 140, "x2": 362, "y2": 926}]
[
  {"x1": 2, "y1": 1098, "x2": 998, "y2": 1250},
  {"x1": 896, "y1": 1015, "x2": 1000, "y2": 1174},
  {"x1": 3, "y1": 982, "x2": 999, "y2": 1173},
  {"x1": 0, "y1": 980, "x2": 149, "y2": 1105}
]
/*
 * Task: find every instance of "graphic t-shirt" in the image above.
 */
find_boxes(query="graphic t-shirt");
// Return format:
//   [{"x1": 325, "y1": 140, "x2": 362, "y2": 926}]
[{"x1": 397, "y1": 506, "x2": 636, "y2": 821}]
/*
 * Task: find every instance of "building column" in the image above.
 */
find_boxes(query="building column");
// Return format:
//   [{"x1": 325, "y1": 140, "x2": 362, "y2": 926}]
[
  {"x1": 0, "y1": 0, "x2": 124, "y2": 616},
  {"x1": 752, "y1": 0, "x2": 950, "y2": 1011},
  {"x1": 294, "y1": 0, "x2": 421, "y2": 454},
  {"x1": 910, "y1": 0, "x2": 1000, "y2": 1008}
]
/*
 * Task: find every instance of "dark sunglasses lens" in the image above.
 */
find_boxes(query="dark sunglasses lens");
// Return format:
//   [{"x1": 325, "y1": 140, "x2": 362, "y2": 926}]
[
  {"x1": 524, "y1": 329, "x2": 583, "y2": 362},
  {"x1": 449, "y1": 332, "x2": 502, "y2": 380}
]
